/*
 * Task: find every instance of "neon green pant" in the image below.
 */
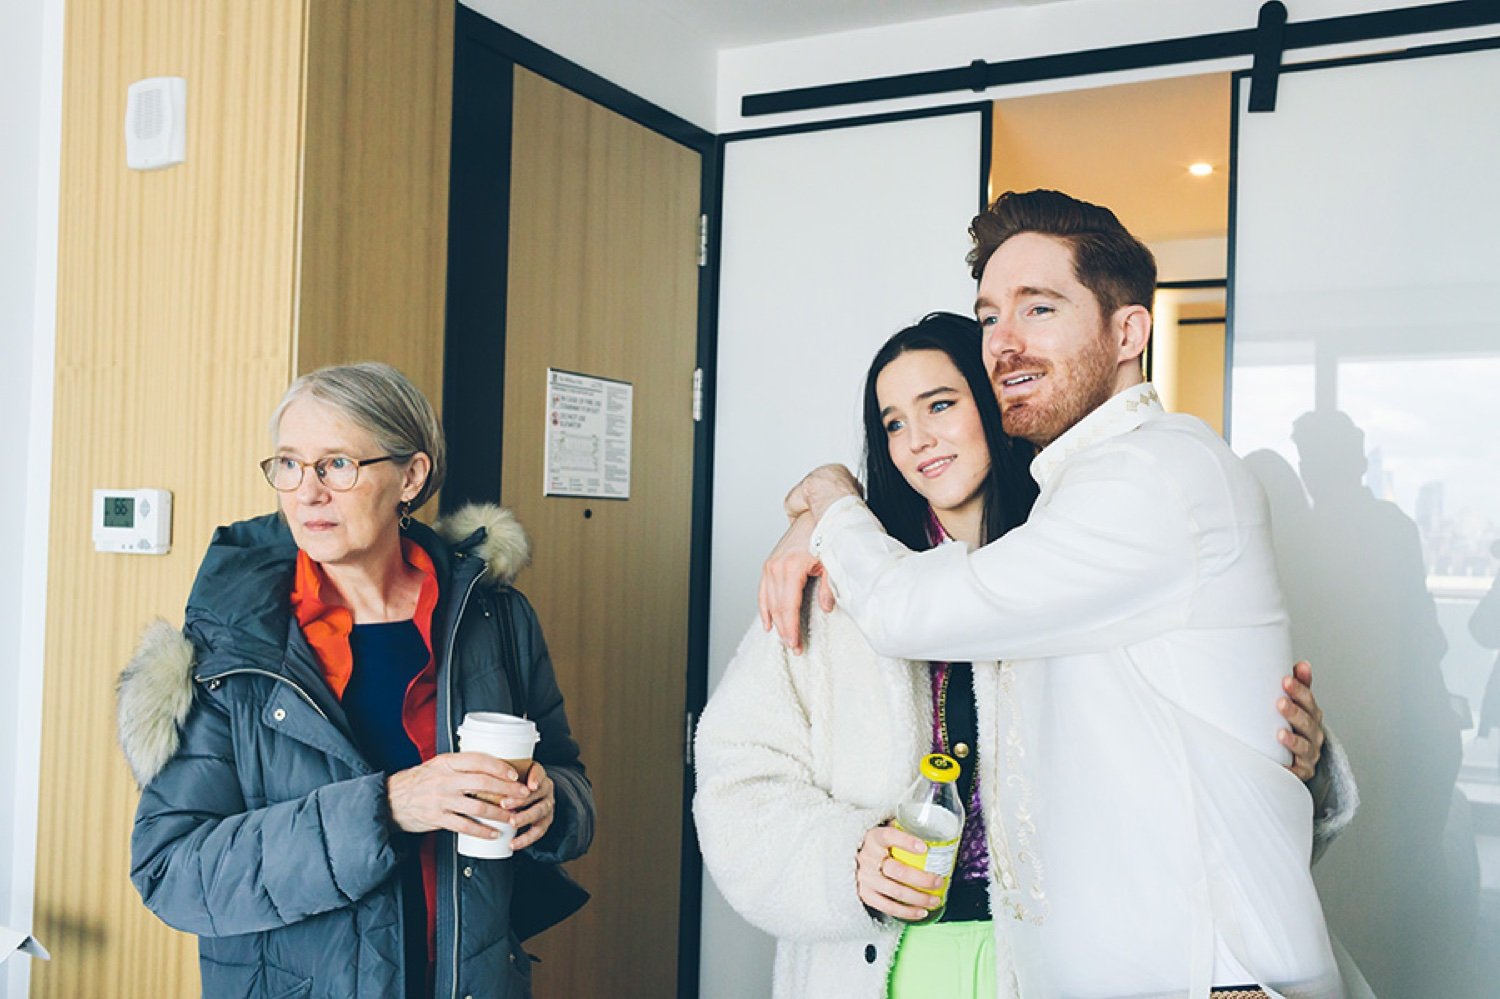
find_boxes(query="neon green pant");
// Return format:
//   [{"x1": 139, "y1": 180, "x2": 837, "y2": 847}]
[{"x1": 886, "y1": 920, "x2": 996, "y2": 999}]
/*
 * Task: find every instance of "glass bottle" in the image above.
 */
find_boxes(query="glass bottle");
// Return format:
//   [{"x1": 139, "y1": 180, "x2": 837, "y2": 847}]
[{"x1": 889, "y1": 752, "x2": 964, "y2": 925}]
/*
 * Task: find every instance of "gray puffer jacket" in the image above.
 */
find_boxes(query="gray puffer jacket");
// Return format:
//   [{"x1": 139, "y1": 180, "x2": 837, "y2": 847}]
[{"x1": 117, "y1": 504, "x2": 594, "y2": 999}]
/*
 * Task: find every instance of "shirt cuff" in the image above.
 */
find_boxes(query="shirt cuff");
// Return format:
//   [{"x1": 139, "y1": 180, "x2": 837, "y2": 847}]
[{"x1": 808, "y1": 494, "x2": 871, "y2": 560}]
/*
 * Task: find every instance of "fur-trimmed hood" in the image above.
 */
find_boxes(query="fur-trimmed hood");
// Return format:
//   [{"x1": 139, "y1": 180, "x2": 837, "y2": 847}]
[
  {"x1": 117, "y1": 503, "x2": 530, "y2": 787},
  {"x1": 432, "y1": 503, "x2": 530, "y2": 584}
]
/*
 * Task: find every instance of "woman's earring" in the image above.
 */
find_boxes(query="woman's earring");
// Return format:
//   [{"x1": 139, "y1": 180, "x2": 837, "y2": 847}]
[{"x1": 399, "y1": 501, "x2": 413, "y2": 531}]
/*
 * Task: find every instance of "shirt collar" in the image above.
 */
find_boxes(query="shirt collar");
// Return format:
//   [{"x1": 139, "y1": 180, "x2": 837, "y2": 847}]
[
  {"x1": 1029, "y1": 382, "x2": 1164, "y2": 488},
  {"x1": 290, "y1": 537, "x2": 442, "y2": 700}
]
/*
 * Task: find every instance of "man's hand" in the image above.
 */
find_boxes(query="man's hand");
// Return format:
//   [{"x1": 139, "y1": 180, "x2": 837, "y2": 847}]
[
  {"x1": 757, "y1": 513, "x2": 835, "y2": 653},
  {"x1": 782, "y1": 464, "x2": 862, "y2": 523},
  {"x1": 759, "y1": 466, "x2": 861, "y2": 652},
  {"x1": 856, "y1": 824, "x2": 943, "y2": 922},
  {"x1": 1278, "y1": 661, "x2": 1326, "y2": 781},
  {"x1": 387, "y1": 752, "x2": 519, "y2": 838}
]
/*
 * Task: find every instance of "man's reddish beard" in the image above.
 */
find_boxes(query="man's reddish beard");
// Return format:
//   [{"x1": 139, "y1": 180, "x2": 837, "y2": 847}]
[{"x1": 991, "y1": 332, "x2": 1118, "y2": 448}]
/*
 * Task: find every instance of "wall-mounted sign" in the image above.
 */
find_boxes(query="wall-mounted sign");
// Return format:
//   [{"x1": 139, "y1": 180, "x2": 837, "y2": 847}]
[{"x1": 544, "y1": 368, "x2": 632, "y2": 500}]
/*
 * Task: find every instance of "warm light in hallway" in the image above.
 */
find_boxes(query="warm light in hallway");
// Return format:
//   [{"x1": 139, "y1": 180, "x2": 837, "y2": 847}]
[{"x1": 1188, "y1": 161, "x2": 1214, "y2": 177}]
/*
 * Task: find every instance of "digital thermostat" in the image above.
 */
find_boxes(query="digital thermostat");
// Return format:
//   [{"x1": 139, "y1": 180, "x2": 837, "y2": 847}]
[{"x1": 93, "y1": 489, "x2": 172, "y2": 554}]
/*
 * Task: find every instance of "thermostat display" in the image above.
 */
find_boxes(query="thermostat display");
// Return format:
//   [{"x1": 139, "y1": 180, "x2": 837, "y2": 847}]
[
  {"x1": 103, "y1": 496, "x2": 135, "y2": 528},
  {"x1": 93, "y1": 488, "x2": 171, "y2": 554}
]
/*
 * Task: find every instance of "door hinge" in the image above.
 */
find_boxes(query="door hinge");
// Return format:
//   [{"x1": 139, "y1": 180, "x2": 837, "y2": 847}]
[
  {"x1": 692, "y1": 367, "x2": 704, "y2": 423},
  {"x1": 697, "y1": 213, "x2": 709, "y2": 267},
  {"x1": 685, "y1": 709, "x2": 697, "y2": 767}
]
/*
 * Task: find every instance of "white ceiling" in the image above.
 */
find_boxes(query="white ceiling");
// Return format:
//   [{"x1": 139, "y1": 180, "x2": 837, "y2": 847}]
[{"x1": 655, "y1": 0, "x2": 1080, "y2": 50}]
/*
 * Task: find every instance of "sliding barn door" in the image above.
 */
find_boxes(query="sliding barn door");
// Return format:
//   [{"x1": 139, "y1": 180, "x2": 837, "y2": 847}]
[
  {"x1": 501, "y1": 66, "x2": 701, "y2": 999},
  {"x1": 1228, "y1": 43, "x2": 1500, "y2": 998}
]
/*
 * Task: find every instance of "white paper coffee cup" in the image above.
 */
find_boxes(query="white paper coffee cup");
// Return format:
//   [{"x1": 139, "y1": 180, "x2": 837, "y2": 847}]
[{"x1": 456, "y1": 712, "x2": 539, "y2": 859}]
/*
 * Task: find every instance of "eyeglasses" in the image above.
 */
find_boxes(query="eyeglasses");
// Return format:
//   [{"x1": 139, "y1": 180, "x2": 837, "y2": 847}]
[{"x1": 259, "y1": 453, "x2": 402, "y2": 492}]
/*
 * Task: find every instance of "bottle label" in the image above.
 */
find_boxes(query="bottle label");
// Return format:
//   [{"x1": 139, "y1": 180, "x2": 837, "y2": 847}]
[{"x1": 890, "y1": 819, "x2": 960, "y2": 880}]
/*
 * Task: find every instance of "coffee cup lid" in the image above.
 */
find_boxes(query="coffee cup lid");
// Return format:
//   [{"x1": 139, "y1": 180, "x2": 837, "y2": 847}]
[{"x1": 458, "y1": 711, "x2": 537, "y2": 739}]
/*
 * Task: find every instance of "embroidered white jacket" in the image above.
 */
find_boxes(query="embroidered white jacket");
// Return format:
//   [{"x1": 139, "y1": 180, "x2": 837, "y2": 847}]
[{"x1": 810, "y1": 384, "x2": 1343, "y2": 999}]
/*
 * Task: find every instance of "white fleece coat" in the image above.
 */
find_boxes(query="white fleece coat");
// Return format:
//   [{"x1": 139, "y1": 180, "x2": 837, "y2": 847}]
[{"x1": 693, "y1": 606, "x2": 1022, "y2": 999}]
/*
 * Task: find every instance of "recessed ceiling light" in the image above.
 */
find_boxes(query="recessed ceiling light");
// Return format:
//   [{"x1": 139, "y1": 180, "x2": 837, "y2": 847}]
[{"x1": 1188, "y1": 162, "x2": 1214, "y2": 177}]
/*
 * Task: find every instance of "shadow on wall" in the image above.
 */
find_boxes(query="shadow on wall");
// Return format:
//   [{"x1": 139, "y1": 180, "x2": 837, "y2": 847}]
[
  {"x1": 30, "y1": 903, "x2": 106, "y2": 952},
  {"x1": 1247, "y1": 410, "x2": 1479, "y2": 998},
  {"x1": 1471, "y1": 541, "x2": 1500, "y2": 747}
]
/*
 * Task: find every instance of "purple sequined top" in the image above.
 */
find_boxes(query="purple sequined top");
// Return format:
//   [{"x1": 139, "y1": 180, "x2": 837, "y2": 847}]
[
  {"x1": 928, "y1": 662, "x2": 990, "y2": 883},
  {"x1": 924, "y1": 510, "x2": 990, "y2": 884}
]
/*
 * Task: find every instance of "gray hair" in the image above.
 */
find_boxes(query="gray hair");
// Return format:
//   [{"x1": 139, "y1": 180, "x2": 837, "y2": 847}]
[{"x1": 271, "y1": 362, "x2": 447, "y2": 511}]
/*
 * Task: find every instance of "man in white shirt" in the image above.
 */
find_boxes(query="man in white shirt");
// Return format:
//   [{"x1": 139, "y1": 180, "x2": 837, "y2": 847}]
[{"x1": 760, "y1": 191, "x2": 1343, "y2": 998}]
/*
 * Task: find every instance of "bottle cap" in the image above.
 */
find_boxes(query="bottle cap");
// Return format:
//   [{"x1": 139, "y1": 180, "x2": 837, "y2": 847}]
[{"x1": 919, "y1": 753, "x2": 960, "y2": 783}]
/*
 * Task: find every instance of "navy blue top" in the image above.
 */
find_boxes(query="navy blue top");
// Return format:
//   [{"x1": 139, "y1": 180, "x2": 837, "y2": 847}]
[
  {"x1": 345, "y1": 620, "x2": 428, "y2": 773},
  {"x1": 344, "y1": 620, "x2": 429, "y2": 998}
]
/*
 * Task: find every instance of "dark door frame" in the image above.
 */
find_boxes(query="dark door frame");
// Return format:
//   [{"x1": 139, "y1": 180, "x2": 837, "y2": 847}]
[{"x1": 441, "y1": 8, "x2": 717, "y2": 997}]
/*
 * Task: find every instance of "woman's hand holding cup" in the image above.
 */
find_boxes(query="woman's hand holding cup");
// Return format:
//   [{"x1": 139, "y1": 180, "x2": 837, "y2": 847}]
[
  {"x1": 475, "y1": 762, "x2": 556, "y2": 851},
  {"x1": 386, "y1": 752, "x2": 519, "y2": 838},
  {"x1": 454, "y1": 712, "x2": 541, "y2": 858}
]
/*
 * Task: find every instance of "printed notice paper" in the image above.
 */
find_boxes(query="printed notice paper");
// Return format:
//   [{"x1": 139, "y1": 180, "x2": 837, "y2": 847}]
[{"x1": 544, "y1": 369, "x2": 632, "y2": 500}]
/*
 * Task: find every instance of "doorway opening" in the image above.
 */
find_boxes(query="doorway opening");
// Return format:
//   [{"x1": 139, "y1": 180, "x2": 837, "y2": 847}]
[{"x1": 988, "y1": 72, "x2": 1230, "y2": 432}]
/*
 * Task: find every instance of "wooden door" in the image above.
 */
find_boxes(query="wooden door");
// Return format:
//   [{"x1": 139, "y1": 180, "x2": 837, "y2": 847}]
[{"x1": 502, "y1": 66, "x2": 701, "y2": 999}]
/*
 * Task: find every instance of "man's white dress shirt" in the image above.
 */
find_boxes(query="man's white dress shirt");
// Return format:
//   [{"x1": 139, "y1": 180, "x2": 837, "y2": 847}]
[{"x1": 810, "y1": 384, "x2": 1341, "y2": 999}]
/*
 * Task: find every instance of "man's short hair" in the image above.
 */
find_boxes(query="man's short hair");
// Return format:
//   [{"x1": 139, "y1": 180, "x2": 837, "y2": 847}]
[{"x1": 968, "y1": 189, "x2": 1157, "y2": 319}]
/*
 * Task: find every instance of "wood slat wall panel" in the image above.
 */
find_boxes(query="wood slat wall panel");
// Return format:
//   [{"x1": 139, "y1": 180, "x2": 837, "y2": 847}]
[
  {"x1": 33, "y1": 2, "x2": 454, "y2": 995},
  {"x1": 297, "y1": 0, "x2": 454, "y2": 414},
  {"x1": 35, "y1": 2, "x2": 306, "y2": 996},
  {"x1": 503, "y1": 66, "x2": 701, "y2": 999}
]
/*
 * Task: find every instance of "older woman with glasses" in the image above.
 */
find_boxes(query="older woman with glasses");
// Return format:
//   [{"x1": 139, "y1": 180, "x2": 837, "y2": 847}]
[{"x1": 117, "y1": 362, "x2": 593, "y2": 999}]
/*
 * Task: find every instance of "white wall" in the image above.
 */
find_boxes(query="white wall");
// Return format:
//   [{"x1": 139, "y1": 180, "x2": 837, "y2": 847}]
[
  {"x1": 459, "y1": 0, "x2": 717, "y2": 129},
  {"x1": 0, "y1": 0, "x2": 63, "y2": 995},
  {"x1": 716, "y1": 0, "x2": 1495, "y2": 132}
]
